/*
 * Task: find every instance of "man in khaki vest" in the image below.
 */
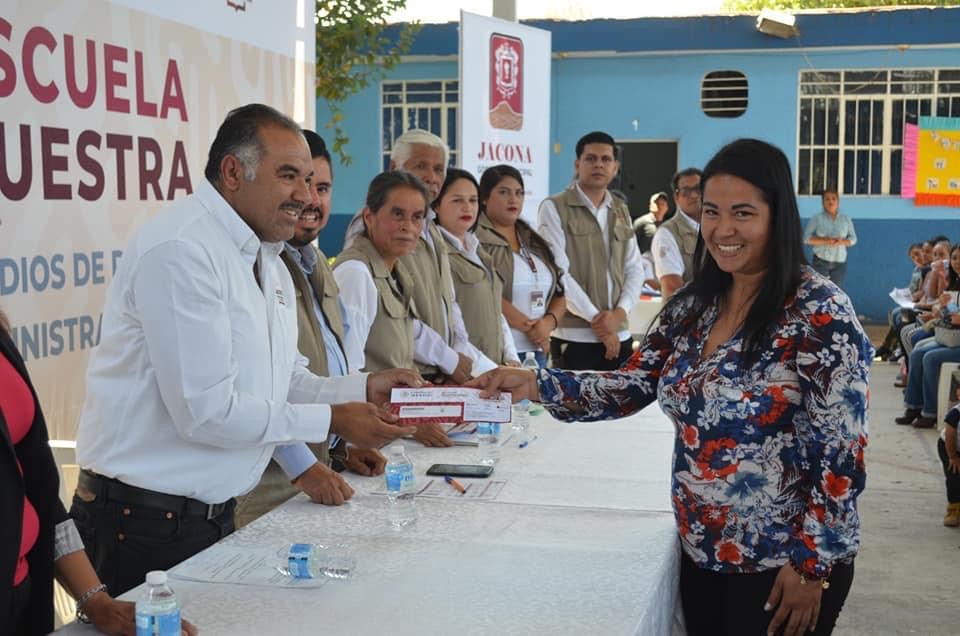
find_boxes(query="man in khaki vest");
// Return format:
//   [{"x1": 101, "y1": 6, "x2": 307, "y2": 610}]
[
  {"x1": 652, "y1": 167, "x2": 702, "y2": 299},
  {"x1": 234, "y1": 131, "x2": 388, "y2": 527},
  {"x1": 538, "y1": 131, "x2": 647, "y2": 371}
]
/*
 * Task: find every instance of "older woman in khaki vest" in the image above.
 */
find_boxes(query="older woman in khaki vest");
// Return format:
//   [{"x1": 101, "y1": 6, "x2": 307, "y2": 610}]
[
  {"x1": 333, "y1": 171, "x2": 454, "y2": 447},
  {"x1": 433, "y1": 168, "x2": 520, "y2": 367},
  {"x1": 476, "y1": 164, "x2": 565, "y2": 368}
]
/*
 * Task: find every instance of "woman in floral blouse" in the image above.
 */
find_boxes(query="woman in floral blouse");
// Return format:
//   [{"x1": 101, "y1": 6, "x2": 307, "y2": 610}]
[{"x1": 469, "y1": 139, "x2": 871, "y2": 636}]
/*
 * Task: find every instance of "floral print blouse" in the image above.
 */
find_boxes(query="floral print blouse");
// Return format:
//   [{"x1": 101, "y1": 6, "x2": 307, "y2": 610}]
[{"x1": 538, "y1": 267, "x2": 872, "y2": 578}]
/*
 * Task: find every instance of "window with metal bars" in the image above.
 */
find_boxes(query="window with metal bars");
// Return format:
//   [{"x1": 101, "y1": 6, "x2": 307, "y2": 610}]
[
  {"x1": 381, "y1": 80, "x2": 458, "y2": 170},
  {"x1": 701, "y1": 71, "x2": 749, "y2": 118},
  {"x1": 797, "y1": 68, "x2": 960, "y2": 196}
]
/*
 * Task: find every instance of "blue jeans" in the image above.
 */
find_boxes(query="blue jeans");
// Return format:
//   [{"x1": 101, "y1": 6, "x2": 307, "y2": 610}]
[
  {"x1": 904, "y1": 339, "x2": 960, "y2": 416},
  {"x1": 812, "y1": 256, "x2": 847, "y2": 288},
  {"x1": 910, "y1": 327, "x2": 933, "y2": 348},
  {"x1": 517, "y1": 350, "x2": 548, "y2": 368}
]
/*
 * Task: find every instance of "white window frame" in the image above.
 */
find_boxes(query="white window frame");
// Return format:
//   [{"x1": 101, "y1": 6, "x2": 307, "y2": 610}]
[
  {"x1": 796, "y1": 67, "x2": 960, "y2": 197},
  {"x1": 380, "y1": 79, "x2": 458, "y2": 171}
]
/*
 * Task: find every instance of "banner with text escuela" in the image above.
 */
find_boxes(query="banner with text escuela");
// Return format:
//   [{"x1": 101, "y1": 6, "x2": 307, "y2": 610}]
[
  {"x1": 0, "y1": 0, "x2": 316, "y2": 440},
  {"x1": 458, "y1": 12, "x2": 550, "y2": 226}
]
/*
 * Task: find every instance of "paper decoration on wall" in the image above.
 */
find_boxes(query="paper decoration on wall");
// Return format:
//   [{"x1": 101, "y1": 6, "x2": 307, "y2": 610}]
[{"x1": 901, "y1": 116, "x2": 960, "y2": 207}]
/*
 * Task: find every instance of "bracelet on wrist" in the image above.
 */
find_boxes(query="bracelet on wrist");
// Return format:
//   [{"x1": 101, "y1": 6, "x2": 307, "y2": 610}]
[
  {"x1": 545, "y1": 312, "x2": 558, "y2": 329},
  {"x1": 75, "y1": 583, "x2": 108, "y2": 624},
  {"x1": 789, "y1": 561, "x2": 830, "y2": 589}
]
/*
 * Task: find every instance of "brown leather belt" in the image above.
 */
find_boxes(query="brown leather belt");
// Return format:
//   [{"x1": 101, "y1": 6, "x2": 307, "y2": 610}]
[{"x1": 78, "y1": 469, "x2": 232, "y2": 521}]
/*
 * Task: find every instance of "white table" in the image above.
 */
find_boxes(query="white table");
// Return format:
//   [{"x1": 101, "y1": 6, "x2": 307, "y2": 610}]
[{"x1": 60, "y1": 406, "x2": 681, "y2": 635}]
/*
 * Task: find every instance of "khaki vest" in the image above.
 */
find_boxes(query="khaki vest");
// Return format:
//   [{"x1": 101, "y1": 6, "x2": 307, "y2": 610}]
[
  {"x1": 447, "y1": 243, "x2": 506, "y2": 364},
  {"x1": 548, "y1": 188, "x2": 633, "y2": 331},
  {"x1": 475, "y1": 213, "x2": 560, "y2": 304},
  {"x1": 336, "y1": 236, "x2": 416, "y2": 372},
  {"x1": 234, "y1": 245, "x2": 347, "y2": 528},
  {"x1": 398, "y1": 221, "x2": 455, "y2": 375},
  {"x1": 658, "y1": 211, "x2": 699, "y2": 284}
]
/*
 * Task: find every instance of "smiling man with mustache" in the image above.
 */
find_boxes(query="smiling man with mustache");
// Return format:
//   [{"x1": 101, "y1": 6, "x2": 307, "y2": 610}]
[{"x1": 70, "y1": 105, "x2": 419, "y2": 595}]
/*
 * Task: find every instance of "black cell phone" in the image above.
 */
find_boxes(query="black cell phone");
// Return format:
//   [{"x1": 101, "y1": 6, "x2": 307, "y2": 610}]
[{"x1": 425, "y1": 463, "x2": 494, "y2": 478}]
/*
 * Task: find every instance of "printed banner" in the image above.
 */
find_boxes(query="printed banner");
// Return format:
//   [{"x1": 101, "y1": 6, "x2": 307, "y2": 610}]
[
  {"x1": 459, "y1": 12, "x2": 550, "y2": 225},
  {"x1": 0, "y1": 0, "x2": 315, "y2": 440}
]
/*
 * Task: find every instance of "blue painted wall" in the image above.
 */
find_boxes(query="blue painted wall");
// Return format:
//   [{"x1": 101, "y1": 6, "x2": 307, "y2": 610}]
[{"x1": 316, "y1": 13, "x2": 960, "y2": 323}]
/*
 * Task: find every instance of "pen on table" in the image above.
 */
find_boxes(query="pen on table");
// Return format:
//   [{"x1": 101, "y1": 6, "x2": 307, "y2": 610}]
[
  {"x1": 444, "y1": 475, "x2": 467, "y2": 494},
  {"x1": 518, "y1": 435, "x2": 539, "y2": 449}
]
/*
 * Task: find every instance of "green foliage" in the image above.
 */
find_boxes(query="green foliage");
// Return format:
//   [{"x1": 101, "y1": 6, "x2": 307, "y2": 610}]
[
  {"x1": 315, "y1": 1, "x2": 420, "y2": 165},
  {"x1": 724, "y1": 0, "x2": 960, "y2": 9}
]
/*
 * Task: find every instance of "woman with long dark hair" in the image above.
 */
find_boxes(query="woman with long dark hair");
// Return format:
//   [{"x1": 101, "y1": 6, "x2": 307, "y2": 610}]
[
  {"x1": 432, "y1": 168, "x2": 520, "y2": 366},
  {"x1": 476, "y1": 164, "x2": 566, "y2": 367},
  {"x1": 469, "y1": 139, "x2": 872, "y2": 635}
]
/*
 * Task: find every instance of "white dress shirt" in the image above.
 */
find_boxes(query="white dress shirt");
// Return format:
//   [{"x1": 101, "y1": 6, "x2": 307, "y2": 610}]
[
  {"x1": 437, "y1": 226, "x2": 519, "y2": 366},
  {"x1": 651, "y1": 209, "x2": 699, "y2": 280},
  {"x1": 537, "y1": 184, "x2": 646, "y2": 343},
  {"x1": 76, "y1": 180, "x2": 367, "y2": 504},
  {"x1": 509, "y1": 250, "x2": 554, "y2": 353},
  {"x1": 333, "y1": 259, "x2": 460, "y2": 375}
]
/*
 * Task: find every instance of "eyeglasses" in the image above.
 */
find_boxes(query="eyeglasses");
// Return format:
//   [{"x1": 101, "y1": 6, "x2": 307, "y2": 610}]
[
  {"x1": 298, "y1": 210, "x2": 322, "y2": 221},
  {"x1": 676, "y1": 187, "x2": 700, "y2": 197}
]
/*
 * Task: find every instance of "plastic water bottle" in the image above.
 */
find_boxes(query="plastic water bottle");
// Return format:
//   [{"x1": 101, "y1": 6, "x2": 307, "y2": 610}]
[
  {"x1": 512, "y1": 399, "x2": 530, "y2": 432},
  {"x1": 476, "y1": 422, "x2": 501, "y2": 465},
  {"x1": 521, "y1": 351, "x2": 546, "y2": 416},
  {"x1": 385, "y1": 445, "x2": 417, "y2": 528},
  {"x1": 276, "y1": 543, "x2": 355, "y2": 579},
  {"x1": 135, "y1": 571, "x2": 180, "y2": 636}
]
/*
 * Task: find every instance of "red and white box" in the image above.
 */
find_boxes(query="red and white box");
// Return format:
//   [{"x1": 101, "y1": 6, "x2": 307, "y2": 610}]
[{"x1": 388, "y1": 387, "x2": 512, "y2": 426}]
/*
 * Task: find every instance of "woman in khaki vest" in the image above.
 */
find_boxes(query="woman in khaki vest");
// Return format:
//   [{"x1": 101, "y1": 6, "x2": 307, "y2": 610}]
[
  {"x1": 433, "y1": 168, "x2": 520, "y2": 367},
  {"x1": 477, "y1": 164, "x2": 565, "y2": 367},
  {"x1": 333, "y1": 171, "x2": 455, "y2": 447}
]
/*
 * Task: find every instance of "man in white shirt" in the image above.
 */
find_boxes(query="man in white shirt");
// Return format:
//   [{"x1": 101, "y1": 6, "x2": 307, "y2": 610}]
[
  {"x1": 651, "y1": 167, "x2": 703, "y2": 299},
  {"x1": 71, "y1": 104, "x2": 418, "y2": 595},
  {"x1": 538, "y1": 131, "x2": 647, "y2": 371}
]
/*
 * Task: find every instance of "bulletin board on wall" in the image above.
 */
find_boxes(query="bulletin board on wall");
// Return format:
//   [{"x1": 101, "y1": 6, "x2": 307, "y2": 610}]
[{"x1": 901, "y1": 116, "x2": 960, "y2": 207}]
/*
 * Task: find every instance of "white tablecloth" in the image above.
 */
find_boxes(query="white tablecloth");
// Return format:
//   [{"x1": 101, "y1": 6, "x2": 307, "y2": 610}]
[{"x1": 59, "y1": 405, "x2": 681, "y2": 635}]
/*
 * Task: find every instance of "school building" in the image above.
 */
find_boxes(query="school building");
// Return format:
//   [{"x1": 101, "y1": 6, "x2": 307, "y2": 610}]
[{"x1": 317, "y1": 6, "x2": 960, "y2": 322}]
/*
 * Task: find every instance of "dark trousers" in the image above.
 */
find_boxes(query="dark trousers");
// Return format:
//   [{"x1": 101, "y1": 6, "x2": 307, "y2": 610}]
[
  {"x1": 70, "y1": 471, "x2": 235, "y2": 596},
  {"x1": 680, "y1": 553, "x2": 854, "y2": 636},
  {"x1": 938, "y1": 438, "x2": 960, "y2": 503},
  {"x1": 550, "y1": 337, "x2": 634, "y2": 371},
  {"x1": 6, "y1": 573, "x2": 32, "y2": 633},
  {"x1": 812, "y1": 256, "x2": 847, "y2": 288}
]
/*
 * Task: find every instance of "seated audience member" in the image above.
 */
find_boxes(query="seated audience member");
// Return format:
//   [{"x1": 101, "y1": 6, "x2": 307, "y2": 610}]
[
  {"x1": 896, "y1": 253, "x2": 960, "y2": 429},
  {"x1": 233, "y1": 130, "x2": 388, "y2": 528},
  {"x1": 433, "y1": 168, "x2": 521, "y2": 367},
  {"x1": 70, "y1": 105, "x2": 417, "y2": 595},
  {"x1": 877, "y1": 243, "x2": 925, "y2": 360},
  {"x1": 940, "y1": 391, "x2": 960, "y2": 527},
  {"x1": 477, "y1": 164, "x2": 566, "y2": 368},
  {"x1": 900, "y1": 239, "x2": 951, "y2": 356}
]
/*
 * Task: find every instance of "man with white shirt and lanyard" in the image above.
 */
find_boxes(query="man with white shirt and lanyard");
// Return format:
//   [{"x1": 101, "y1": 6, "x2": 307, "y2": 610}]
[
  {"x1": 70, "y1": 104, "x2": 418, "y2": 595},
  {"x1": 538, "y1": 131, "x2": 646, "y2": 371},
  {"x1": 651, "y1": 167, "x2": 703, "y2": 300}
]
